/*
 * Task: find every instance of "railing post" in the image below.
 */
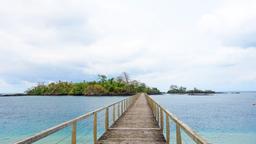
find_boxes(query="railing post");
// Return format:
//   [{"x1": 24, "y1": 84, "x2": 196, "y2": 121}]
[
  {"x1": 105, "y1": 107, "x2": 109, "y2": 131},
  {"x1": 72, "y1": 121, "x2": 76, "y2": 144},
  {"x1": 113, "y1": 104, "x2": 115, "y2": 122},
  {"x1": 156, "y1": 106, "x2": 159, "y2": 123},
  {"x1": 124, "y1": 100, "x2": 126, "y2": 111},
  {"x1": 93, "y1": 112, "x2": 97, "y2": 144},
  {"x1": 166, "y1": 113, "x2": 170, "y2": 144},
  {"x1": 176, "y1": 124, "x2": 182, "y2": 144},
  {"x1": 153, "y1": 103, "x2": 155, "y2": 116},
  {"x1": 125, "y1": 100, "x2": 127, "y2": 110},
  {"x1": 121, "y1": 101, "x2": 123, "y2": 114},
  {"x1": 160, "y1": 109, "x2": 164, "y2": 131},
  {"x1": 118, "y1": 103, "x2": 120, "y2": 117},
  {"x1": 155, "y1": 104, "x2": 157, "y2": 119}
]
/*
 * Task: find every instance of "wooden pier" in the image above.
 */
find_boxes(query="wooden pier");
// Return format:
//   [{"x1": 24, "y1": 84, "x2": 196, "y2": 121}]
[
  {"x1": 15, "y1": 93, "x2": 208, "y2": 144},
  {"x1": 97, "y1": 94, "x2": 165, "y2": 144}
]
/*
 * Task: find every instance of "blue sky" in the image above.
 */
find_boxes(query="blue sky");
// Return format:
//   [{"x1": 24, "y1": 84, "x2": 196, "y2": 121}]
[{"x1": 0, "y1": 0, "x2": 256, "y2": 93}]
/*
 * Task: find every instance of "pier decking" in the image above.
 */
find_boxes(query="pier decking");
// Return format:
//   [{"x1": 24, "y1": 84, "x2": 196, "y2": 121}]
[
  {"x1": 15, "y1": 93, "x2": 208, "y2": 144},
  {"x1": 97, "y1": 94, "x2": 165, "y2": 144}
]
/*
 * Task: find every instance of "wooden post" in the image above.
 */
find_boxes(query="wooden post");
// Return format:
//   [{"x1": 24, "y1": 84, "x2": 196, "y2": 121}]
[
  {"x1": 166, "y1": 113, "x2": 170, "y2": 144},
  {"x1": 153, "y1": 103, "x2": 155, "y2": 116},
  {"x1": 125, "y1": 100, "x2": 127, "y2": 110},
  {"x1": 118, "y1": 103, "x2": 120, "y2": 117},
  {"x1": 124, "y1": 100, "x2": 126, "y2": 111},
  {"x1": 155, "y1": 104, "x2": 157, "y2": 119},
  {"x1": 176, "y1": 124, "x2": 182, "y2": 144},
  {"x1": 121, "y1": 101, "x2": 123, "y2": 114},
  {"x1": 113, "y1": 105, "x2": 115, "y2": 122},
  {"x1": 93, "y1": 112, "x2": 97, "y2": 144},
  {"x1": 105, "y1": 107, "x2": 109, "y2": 131},
  {"x1": 160, "y1": 109, "x2": 164, "y2": 131},
  {"x1": 156, "y1": 106, "x2": 159, "y2": 123},
  {"x1": 72, "y1": 121, "x2": 76, "y2": 144}
]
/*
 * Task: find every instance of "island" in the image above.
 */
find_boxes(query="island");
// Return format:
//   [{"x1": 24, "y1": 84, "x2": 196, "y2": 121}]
[
  {"x1": 26, "y1": 73, "x2": 161, "y2": 96},
  {"x1": 167, "y1": 85, "x2": 215, "y2": 95}
]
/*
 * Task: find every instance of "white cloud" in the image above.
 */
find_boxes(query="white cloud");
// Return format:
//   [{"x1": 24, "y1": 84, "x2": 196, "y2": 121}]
[
  {"x1": 0, "y1": 0, "x2": 256, "y2": 92},
  {"x1": 199, "y1": 0, "x2": 256, "y2": 48}
]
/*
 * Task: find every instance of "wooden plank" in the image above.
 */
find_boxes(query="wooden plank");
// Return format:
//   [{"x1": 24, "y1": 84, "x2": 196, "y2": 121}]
[
  {"x1": 97, "y1": 94, "x2": 166, "y2": 144},
  {"x1": 109, "y1": 128, "x2": 161, "y2": 130}
]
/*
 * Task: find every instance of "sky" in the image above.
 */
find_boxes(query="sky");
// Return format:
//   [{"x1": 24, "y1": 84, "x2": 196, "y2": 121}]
[{"x1": 0, "y1": 0, "x2": 256, "y2": 93}]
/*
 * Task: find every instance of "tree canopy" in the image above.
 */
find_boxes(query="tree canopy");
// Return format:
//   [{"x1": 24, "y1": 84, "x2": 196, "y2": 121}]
[
  {"x1": 26, "y1": 73, "x2": 161, "y2": 96},
  {"x1": 167, "y1": 85, "x2": 215, "y2": 94}
]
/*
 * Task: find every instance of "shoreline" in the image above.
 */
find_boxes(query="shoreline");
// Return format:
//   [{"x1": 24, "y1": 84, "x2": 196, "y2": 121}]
[{"x1": 0, "y1": 93, "x2": 162, "y2": 97}]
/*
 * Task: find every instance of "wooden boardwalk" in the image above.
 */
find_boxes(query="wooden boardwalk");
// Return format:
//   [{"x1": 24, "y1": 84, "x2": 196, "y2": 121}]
[
  {"x1": 15, "y1": 93, "x2": 208, "y2": 144},
  {"x1": 97, "y1": 94, "x2": 166, "y2": 144}
]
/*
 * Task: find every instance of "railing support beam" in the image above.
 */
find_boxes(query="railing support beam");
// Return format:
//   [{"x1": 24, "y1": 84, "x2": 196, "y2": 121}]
[
  {"x1": 176, "y1": 125, "x2": 182, "y2": 144},
  {"x1": 113, "y1": 104, "x2": 115, "y2": 122},
  {"x1": 166, "y1": 113, "x2": 170, "y2": 144},
  {"x1": 160, "y1": 109, "x2": 164, "y2": 131},
  {"x1": 105, "y1": 107, "x2": 109, "y2": 130},
  {"x1": 72, "y1": 122, "x2": 76, "y2": 144},
  {"x1": 93, "y1": 112, "x2": 97, "y2": 144}
]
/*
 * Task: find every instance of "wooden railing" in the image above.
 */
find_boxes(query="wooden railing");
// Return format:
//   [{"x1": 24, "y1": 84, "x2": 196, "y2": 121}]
[
  {"x1": 15, "y1": 94, "x2": 139, "y2": 144},
  {"x1": 146, "y1": 95, "x2": 209, "y2": 144}
]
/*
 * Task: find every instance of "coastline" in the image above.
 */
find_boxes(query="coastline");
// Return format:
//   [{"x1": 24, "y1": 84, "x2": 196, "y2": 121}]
[{"x1": 0, "y1": 93, "x2": 163, "y2": 97}]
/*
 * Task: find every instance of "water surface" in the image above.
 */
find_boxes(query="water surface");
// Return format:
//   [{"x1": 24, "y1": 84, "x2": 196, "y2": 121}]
[
  {"x1": 1, "y1": 93, "x2": 256, "y2": 144},
  {"x1": 151, "y1": 93, "x2": 256, "y2": 144},
  {"x1": 0, "y1": 96, "x2": 126, "y2": 143}
]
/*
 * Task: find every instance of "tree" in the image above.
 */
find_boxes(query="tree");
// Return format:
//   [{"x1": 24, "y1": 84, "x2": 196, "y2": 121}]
[
  {"x1": 122, "y1": 72, "x2": 129, "y2": 84},
  {"x1": 26, "y1": 73, "x2": 161, "y2": 96},
  {"x1": 98, "y1": 74, "x2": 107, "y2": 82}
]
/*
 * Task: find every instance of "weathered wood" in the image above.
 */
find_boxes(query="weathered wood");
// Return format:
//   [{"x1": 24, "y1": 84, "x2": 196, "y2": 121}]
[
  {"x1": 118, "y1": 103, "x2": 120, "y2": 117},
  {"x1": 72, "y1": 122, "x2": 77, "y2": 144},
  {"x1": 14, "y1": 95, "x2": 139, "y2": 144},
  {"x1": 105, "y1": 107, "x2": 109, "y2": 130},
  {"x1": 15, "y1": 94, "x2": 208, "y2": 144},
  {"x1": 94, "y1": 112, "x2": 97, "y2": 144},
  {"x1": 160, "y1": 109, "x2": 164, "y2": 131},
  {"x1": 176, "y1": 124, "x2": 182, "y2": 144},
  {"x1": 121, "y1": 101, "x2": 123, "y2": 114},
  {"x1": 113, "y1": 104, "x2": 115, "y2": 122},
  {"x1": 147, "y1": 95, "x2": 209, "y2": 144},
  {"x1": 97, "y1": 94, "x2": 166, "y2": 144},
  {"x1": 166, "y1": 114, "x2": 170, "y2": 144}
]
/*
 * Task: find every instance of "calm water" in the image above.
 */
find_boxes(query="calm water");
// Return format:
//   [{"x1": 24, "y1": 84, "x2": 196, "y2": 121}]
[
  {"x1": 0, "y1": 96, "x2": 126, "y2": 143},
  {"x1": 0, "y1": 93, "x2": 256, "y2": 144},
  {"x1": 152, "y1": 93, "x2": 256, "y2": 144}
]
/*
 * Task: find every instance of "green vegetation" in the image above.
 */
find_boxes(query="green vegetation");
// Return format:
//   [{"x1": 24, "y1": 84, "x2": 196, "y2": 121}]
[
  {"x1": 26, "y1": 73, "x2": 161, "y2": 96},
  {"x1": 167, "y1": 85, "x2": 215, "y2": 94}
]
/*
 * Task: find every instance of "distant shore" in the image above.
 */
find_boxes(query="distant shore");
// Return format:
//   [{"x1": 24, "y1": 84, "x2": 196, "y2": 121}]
[{"x1": 0, "y1": 93, "x2": 162, "y2": 97}]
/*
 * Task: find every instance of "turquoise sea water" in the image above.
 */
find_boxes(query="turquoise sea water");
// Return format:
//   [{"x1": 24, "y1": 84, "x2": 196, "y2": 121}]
[
  {"x1": 152, "y1": 93, "x2": 256, "y2": 144},
  {"x1": 0, "y1": 93, "x2": 256, "y2": 144},
  {"x1": 0, "y1": 96, "x2": 126, "y2": 143}
]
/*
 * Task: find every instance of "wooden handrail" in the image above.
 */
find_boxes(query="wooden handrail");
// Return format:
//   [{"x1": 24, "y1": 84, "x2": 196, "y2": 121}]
[
  {"x1": 15, "y1": 94, "x2": 139, "y2": 144},
  {"x1": 146, "y1": 95, "x2": 209, "y2": 144}
]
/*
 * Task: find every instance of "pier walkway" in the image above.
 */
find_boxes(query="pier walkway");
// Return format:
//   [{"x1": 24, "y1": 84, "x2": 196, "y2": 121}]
[
  {"x1": 15, "y1": 93, "x2": 208, "y2": 144},
  {"x1": 97, "y1": 94, "x2": 165, "y2": 144}
]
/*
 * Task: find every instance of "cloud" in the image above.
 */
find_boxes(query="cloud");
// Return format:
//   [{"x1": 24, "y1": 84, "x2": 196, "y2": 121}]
[
  {"x1": 199, "y1": 0, "x2": 256, "y2": 48},
  {"x1": 0, "y1": 0, "x2": 256, "y2": 93}
]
